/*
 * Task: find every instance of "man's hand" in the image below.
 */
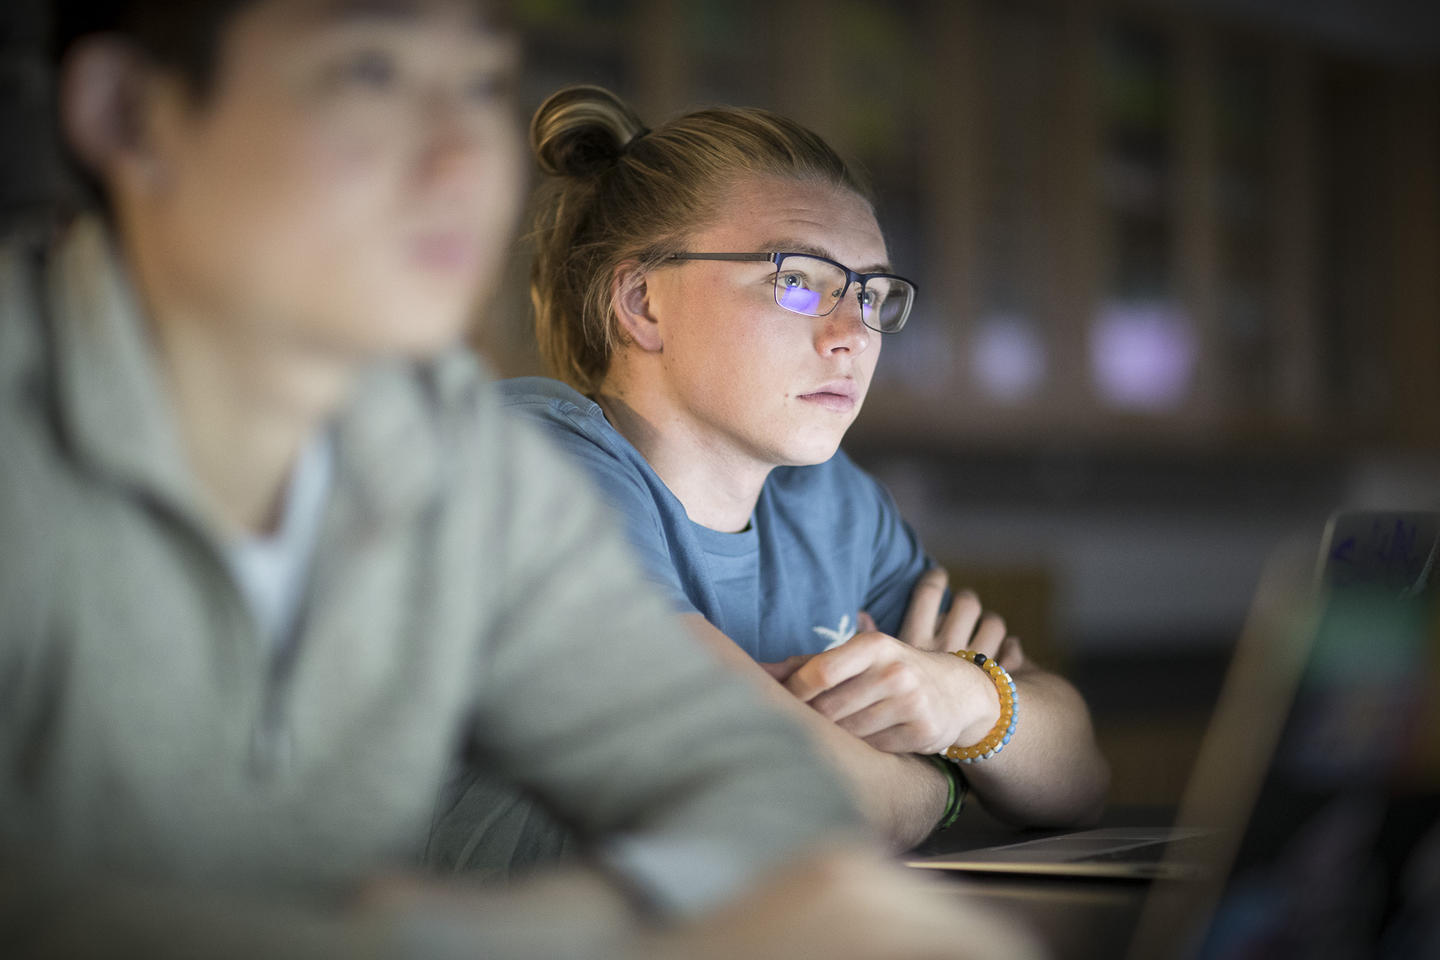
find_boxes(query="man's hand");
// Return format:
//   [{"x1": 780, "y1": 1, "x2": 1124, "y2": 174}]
[
  {"x1": 758, "y1": 570, "x2": 1107, "y2": 829},
  {"x1": 766, "y1": 569, "x2": 1024, "y2": 755},
  {"x1": 898, "y1": 567, "x2": 1025, "y2": 669},
  {"x1": 777, "y1": 629, "x2": 998, "y2": 755}
]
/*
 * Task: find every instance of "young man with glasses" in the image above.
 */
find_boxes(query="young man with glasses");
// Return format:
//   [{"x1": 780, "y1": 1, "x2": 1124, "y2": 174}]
[{"x1": 470, "y1": 84, "x2": 1109, "y2": 857}]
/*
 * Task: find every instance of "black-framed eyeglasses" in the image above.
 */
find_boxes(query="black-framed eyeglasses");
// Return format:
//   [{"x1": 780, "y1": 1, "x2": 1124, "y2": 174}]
[{"x1": 666, "y1": 252, "x2": 917, "y2": 333}]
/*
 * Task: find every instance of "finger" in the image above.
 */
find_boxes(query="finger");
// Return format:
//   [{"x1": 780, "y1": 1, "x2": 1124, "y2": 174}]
[
  {"x1": 857, "y1": 610, "x2": 877, "y2": 633},
  {"x1": 806, "y1": 668, "x2": 892, "y2": 726},
  {"x1": 836, "y1": 688, "x2": 943, "y2": 754},
  {"x1": 970, "y1": 612, "x2": 1007, "y2": 658},
  {"x1": 995, "y1": 634, "x2": 1027, "y2": 672},
  {"x1": 935, "y1": 589, "x2": 982, "y2": 652},
  {"x1": 759, "y1": 654, "x2": 812, "y2": 683},
  {"x1": 805, "y1": 650, "x2": 924, "y2": 726},
  {"x1": 783, "y1": 635, "x2": 885, "y2": 702},
  {"x1": 899, "y1": 567, "x2": 949, "y2": 650}
]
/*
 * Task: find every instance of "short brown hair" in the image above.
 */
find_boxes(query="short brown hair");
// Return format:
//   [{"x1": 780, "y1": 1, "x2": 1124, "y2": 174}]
[{"x1": 528, "y1": 84, "x2": 870, "y2": 393}]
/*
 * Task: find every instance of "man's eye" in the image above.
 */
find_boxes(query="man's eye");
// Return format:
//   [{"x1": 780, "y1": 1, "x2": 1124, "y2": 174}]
[
  {"x1": 338, "y1": 50, "x2": 397, "y2": 89},
  {"x1": 778, "y1": 272, "x2": 807, "y2": 289}
]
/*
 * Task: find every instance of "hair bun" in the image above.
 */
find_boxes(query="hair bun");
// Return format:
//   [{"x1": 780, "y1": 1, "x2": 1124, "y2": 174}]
[{"x1": 530, "y1": 85, "x2": 649, "y2": 178}]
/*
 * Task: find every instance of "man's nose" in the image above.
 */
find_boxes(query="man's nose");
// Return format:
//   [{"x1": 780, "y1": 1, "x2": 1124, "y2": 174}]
[{"x1": 815, "y1": 291, "x2": 872, "y2": 355}]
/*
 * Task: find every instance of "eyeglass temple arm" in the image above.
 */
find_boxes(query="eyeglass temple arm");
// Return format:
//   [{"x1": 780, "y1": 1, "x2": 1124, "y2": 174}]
[{"x1": 667, "y1": 253, "x2": 778, "y2": 262}]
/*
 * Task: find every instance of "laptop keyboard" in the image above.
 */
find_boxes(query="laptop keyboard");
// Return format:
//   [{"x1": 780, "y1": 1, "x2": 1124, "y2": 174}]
[
  {"x1": 1078, "y1": 842, "x2": 1171, "y2": 864},
  {"x1": 1074, "y1": 834, "x2": 1213, "y2": 865}
]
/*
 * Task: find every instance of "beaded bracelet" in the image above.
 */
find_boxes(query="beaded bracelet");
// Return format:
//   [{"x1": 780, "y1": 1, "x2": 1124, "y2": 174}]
[
  {"x1": 924, "y1": 754, "x2": 970, "y2": 830},
  {"x1": 941, "y1": 650, "x2": 1019, "y2": 765}
]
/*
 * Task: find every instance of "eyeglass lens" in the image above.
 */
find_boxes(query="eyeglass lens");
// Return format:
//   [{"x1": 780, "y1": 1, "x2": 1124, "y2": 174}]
[{"x1": 773, "y1": 255, "x2": 913, "y2": 332}]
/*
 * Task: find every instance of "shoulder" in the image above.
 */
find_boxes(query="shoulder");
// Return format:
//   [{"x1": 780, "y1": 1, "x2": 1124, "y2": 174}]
[
  {"x1": 497, "y1": 377, "x2": 614, "y2": 445},
  {"x1": 498, "y1": 376, "x2": 600, "y2": 416},
  {"x1": 413, "y1": 364, "x2": 646, "y2": 515},
  {"x1": 496, "y1": 379, "x2": 686, "y2": 561},
  {"x1": 495, "y1": 377, "x2": 655, "y2": 487}
]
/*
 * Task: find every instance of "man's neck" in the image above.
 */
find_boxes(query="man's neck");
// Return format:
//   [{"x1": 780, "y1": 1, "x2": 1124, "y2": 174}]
[
  {"x1": 126, "y1": 241, "x2": 352, "y2": 537},
  {"x1": 595, "y1": 375, "x2": 771, "y2": 535}
]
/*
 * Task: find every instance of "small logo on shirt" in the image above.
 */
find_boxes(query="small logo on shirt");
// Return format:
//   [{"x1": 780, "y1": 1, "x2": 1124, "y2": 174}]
[{"x1": 812, "y1": 613, "x2": 858, "y2": 651}]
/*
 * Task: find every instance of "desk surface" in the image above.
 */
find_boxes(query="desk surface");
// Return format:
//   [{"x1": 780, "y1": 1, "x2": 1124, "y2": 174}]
[{"x1": 914, "y1": 805, "x2": 1182, "y2": 960}]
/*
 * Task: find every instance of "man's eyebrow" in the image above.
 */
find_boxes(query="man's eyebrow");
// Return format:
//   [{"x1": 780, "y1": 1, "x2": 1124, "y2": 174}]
[{"x1": 761, "y1": 240, "x2": 891, "y2": 275}]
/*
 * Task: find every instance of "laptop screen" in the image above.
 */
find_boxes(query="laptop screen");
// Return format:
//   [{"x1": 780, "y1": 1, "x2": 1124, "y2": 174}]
[
  {"x1": 1185, "y1": 512, "x2": 1440, "y2": 959},
  {"x1": 1192, "y1": 590, "x2": 1438, "y2": 956}
]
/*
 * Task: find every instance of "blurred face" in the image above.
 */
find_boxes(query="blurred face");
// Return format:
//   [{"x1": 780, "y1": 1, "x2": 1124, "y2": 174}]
[
  {"x1": 131, "y1": 0, "x2": 523, "y2": 359},
  {"x1": 641, "y1": 175, "x2": 887, "y2": 470}
]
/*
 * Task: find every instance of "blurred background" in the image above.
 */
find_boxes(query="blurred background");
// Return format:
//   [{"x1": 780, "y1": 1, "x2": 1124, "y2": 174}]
[{"x1": 4, "y1": 0, "x2": 1438, "y2": 807}]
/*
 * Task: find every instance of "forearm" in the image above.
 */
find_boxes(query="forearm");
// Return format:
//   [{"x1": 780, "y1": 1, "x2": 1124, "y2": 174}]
[
  {"x1": 684, "y1": 616, "x2": 946, "y2": 849},
  {"x1": 960, "y1": 666, "x2": 1109, "y2": 828},
  {"x1": 793, "y1": 696, "x2": 948, "y2": 850}
]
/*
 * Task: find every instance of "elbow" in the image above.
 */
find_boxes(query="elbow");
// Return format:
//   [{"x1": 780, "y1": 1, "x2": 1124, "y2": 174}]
[
  {"x1": 1070, "y1": 747, "x2": 1112, "y2": 827},
  {"x1": 989, "y1": 748, "x2": 1112, "y2": 830}
]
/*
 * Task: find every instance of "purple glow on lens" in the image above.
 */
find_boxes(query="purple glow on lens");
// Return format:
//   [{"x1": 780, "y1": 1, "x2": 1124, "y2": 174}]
[
  {"x1": 1089, "y1": 300, "x2": 1197, "y2": 410},
  {"x1": 778, "y1": 285, "x2": 822, "y2": 314},
  {"x1": 971, "y1": 314, "x2": 1046, "y2": 403}
]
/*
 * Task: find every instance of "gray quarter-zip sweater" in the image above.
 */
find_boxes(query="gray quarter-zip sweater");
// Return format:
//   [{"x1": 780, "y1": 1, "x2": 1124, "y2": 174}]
[{"x1": 0, "y1": 219, "x2": 859, "y2": 959}]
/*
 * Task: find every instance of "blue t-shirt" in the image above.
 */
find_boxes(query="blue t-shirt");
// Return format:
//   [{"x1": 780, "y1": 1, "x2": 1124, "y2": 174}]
[{"x1": 500, "y1": 377, "x2": 932, "y2": 662}]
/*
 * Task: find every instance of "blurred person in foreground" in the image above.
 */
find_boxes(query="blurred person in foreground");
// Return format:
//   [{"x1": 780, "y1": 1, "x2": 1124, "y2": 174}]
[
  {"x1": 445, "y1": 85, "x2": 1107, "y2": 858},
  {"x1": 0, "y1": 1, "x2": 1043, "y2": 958}
]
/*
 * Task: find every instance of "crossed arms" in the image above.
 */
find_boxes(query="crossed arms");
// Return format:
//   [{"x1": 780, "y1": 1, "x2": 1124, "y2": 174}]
[{"x1": 690, "y1": 567, "x2": 1110, "y2": 847}]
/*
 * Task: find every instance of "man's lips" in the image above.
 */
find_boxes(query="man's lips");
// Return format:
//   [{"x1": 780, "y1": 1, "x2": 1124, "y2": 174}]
[{"x1": 797, "y1": 381, "x2": 860, "y2": 411}]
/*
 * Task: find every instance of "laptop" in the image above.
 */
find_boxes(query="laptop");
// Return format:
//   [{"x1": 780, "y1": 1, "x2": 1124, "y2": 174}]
[
  {"x1": 906, "y1": 511, "x2": 1440, "y2": 891},
  {"x1": 1125, "y1": 509, "x2": 1439, "y2": 958}
]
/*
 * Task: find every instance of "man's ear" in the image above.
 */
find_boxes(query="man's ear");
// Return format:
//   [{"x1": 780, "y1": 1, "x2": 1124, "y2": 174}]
[
  {"x1": 59, "y1": 37, "x2": 167, "y2": 194},
  {"x1": 611, "y1": 261, "x2": 663, "y2": 353}
]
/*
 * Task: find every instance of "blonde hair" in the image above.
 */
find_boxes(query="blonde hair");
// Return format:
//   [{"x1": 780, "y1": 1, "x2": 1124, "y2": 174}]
[{"x1": 528, "y1": 85, "x2": 870, "y2": 393}]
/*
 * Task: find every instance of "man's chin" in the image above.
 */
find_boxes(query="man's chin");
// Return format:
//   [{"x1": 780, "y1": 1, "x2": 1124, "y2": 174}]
[{"x1": 777, "y1": 436, "x2": 846, "y2": 468}]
